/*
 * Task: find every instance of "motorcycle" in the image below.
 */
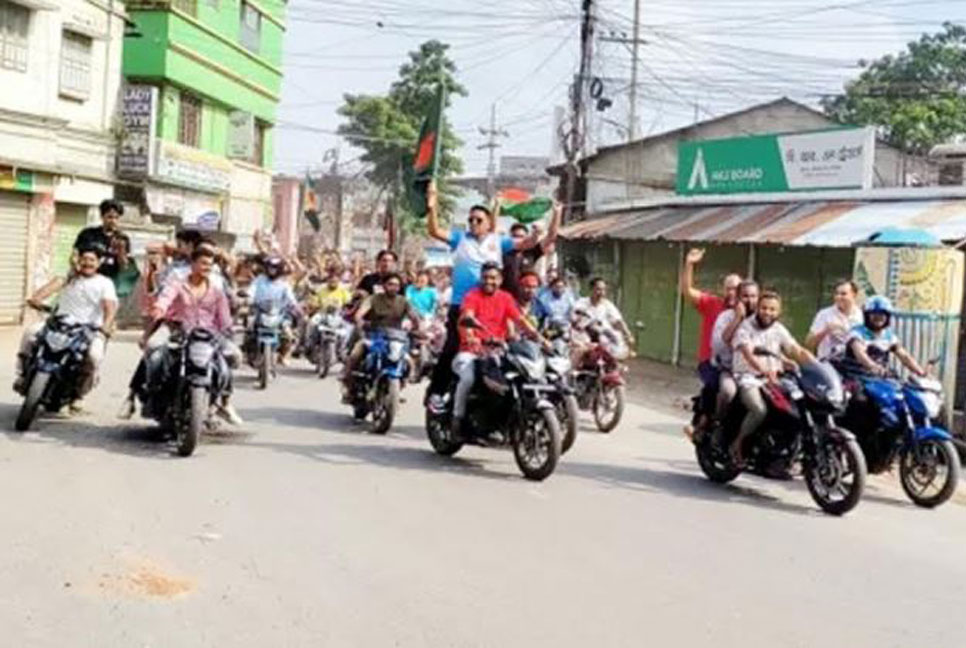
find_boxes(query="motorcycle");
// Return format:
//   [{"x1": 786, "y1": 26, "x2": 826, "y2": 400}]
[
  {"x1": 15, "y1": 305, "x2": 103, "y2": 432},
  {"x1": 310, "y1": 306, "x2": 348, "y2": 378},
  {"x1": 544, "y1": 324, "x2": 579, "y2": 454},
  {"x1": 245, "y1": 304, "x2": 283, "y2": 389},
  {"x1": 409, "y1": 314, "x2": 445, "y2": 385},
  {"x1": 347, "y1": 327, "x2": 411, "y2": 434},
  {"x1": 693, "y1": 349, "x2": 867, "y2": 515},
  {"x1": 572, "y1": 317, "x2": 627, "y2": 433},
  {"x1": 836, "y1": 360, "x2": 961, "y2": 508},
  {"x1": 425, "y1": 330, "x2": 563, "y2": 482},
  {"x1": 140, "y1": 326, "x2": 229, "y2": 457}
]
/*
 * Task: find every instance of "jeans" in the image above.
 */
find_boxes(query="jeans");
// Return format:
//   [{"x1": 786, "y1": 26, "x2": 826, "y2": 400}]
[
  {"x1": 428, "y1": 305, "x2": 461, "y2": 397},
  {"x1": 452, "y1": 351, "x2": 478, "y2": 418},
  {"x1": 738, "y1": 384, "x2": 768, "y2": 443},
  {"x1": 716, "y1": 370, "x2": 738, "y2": 421}
]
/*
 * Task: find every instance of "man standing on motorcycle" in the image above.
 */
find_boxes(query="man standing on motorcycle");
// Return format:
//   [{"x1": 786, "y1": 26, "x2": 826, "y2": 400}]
[
  {"x1": 846, "y1": 296, "x2": 927, "y2": 378},
  {"x1": 807, "y1": 279, "x2": 863, "y2": 361},
  {"x1": 341, "y1": 272, "x2": 421, "y2": 397},
  {"x1": 139, "y1": 247, "x2": 243, "y2": 425},
  {"x1": 730, "y1": 291, "x2": 815, "y2": 466},
  {"x1": 424, "y1": 181, "x2": 541, "y2": 407},
  {"x1": 452, "y1": 262, "x2": 548, "y2": 440},
  {"x1": 501, "y1": 200, "x2": 561, "y2": 300},
  {"x1": 73, "y1": 199, "x2": 126, "y2": 280},
  {"x1": 357, "y1": 250, "x2": 400, "y2": 296},
  {"x1": 15, "y1": 243, "x2": 118, "y2": 411}
]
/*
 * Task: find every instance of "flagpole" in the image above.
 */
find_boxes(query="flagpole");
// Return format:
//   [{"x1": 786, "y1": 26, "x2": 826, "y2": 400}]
[{"x1": 431, "y1": 81, "x2": 445, "y2": 180}]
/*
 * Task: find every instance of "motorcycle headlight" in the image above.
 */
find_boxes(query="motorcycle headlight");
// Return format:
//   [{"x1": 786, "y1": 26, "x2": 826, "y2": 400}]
[
  {"x1": 388, "y1": 340, "x2": 406, "y2": 363},
  {"x1": 919, "y1": 391, "x2": 943, "y2": 419},
  {"x1": 518, "y1": 355, "x2": 546, "y2": 381},
  {"x1": 188, "y1": 342, "x2": 215, "y2": 368},
  {"x1": 44, "y1": 330, "x2": 72, "y2": 353},
  {"x1": 547, "y1": 356, "x2": 571, "y2": 377}
]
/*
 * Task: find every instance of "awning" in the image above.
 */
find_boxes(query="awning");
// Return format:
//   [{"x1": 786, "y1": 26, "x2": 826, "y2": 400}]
[{"x1": 560, "y1": 199, "x2": 966, "y2": 247}]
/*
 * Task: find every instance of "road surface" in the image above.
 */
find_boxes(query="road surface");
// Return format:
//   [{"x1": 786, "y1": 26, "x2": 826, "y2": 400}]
[{"x1": 0, "y1": 335, "x2": 963, "y2": 647}]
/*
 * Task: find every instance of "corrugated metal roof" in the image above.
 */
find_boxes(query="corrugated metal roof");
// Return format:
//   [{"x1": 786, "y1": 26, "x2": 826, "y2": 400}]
[{"x1": 559, "y1": 200, "x2": 966, "y2": 247}]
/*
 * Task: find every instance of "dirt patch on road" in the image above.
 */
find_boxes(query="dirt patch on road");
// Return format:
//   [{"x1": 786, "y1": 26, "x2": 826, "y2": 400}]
[{"x1": 96, "y1": 559, "x2": 194, "y2": 599}]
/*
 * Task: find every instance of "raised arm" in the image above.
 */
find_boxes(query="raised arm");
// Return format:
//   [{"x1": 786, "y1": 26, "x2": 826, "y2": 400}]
[
  {"x1": 541, "y1": 200, "x2": 563, "y2": 250},
  {"x1": 680, "y1": 248, "x2": 705, "y2": 306},
  {"x1": 426, "y1": 181, "x2": 450, "y2": 244},
  {"x1": 27, "y1": 276, "x2": 66, "y2": 307}
]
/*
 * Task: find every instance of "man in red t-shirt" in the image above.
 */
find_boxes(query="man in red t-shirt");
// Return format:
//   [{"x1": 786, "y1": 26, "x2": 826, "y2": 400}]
[
  {"x1": 452, "y1": 262, "x2": 544, "y2": 437},
  {"x1": 681, "y1": 248, "x2": 741, "y2": 381}
]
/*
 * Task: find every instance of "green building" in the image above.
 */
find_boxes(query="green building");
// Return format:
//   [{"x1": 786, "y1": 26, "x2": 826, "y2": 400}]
[{"x1": 120, "y1": 0, "x2": 286, "y2": 250}]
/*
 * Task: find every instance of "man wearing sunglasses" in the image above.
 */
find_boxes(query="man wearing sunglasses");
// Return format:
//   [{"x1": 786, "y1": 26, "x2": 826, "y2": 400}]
[{"x1": 424, "y1": 181, "x2": 540, "y2": 405}]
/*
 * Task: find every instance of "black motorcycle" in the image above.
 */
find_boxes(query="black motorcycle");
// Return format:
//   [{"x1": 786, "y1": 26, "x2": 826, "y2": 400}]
[
  {"x1": 15, "y1": 305, "x2": 104, "y2": 431},
  {"x1": 426, "y1": 334, "x2": 563, "y2": 482},
  {"x1": 140, "y1": 326, "x2": 229, "y2": 457},
  {"x1": 693, "y1": 350, "x2": 867, "y2": 515}
]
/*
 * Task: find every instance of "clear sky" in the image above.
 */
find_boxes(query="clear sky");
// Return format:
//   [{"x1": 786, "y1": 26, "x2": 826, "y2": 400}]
[{"x1": 273, "y1": 0, "x2": 958, "y2": 177}]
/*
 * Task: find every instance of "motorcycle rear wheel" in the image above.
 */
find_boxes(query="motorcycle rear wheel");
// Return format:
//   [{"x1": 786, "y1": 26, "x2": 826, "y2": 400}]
[
  {"x1": 593, "y1": 385, "x2": 625, "y2": 433},
  {"x1": 513, "y1": 409, "x2": 562, "y2": 481},
  {"x1": 15, "y1": 372, "x2": 50, "y2": 432},
  {"x1": 175, "y1": 386, "x2": 207, "y2": 457},
  {"x1": 804, "y1": 433, "x2": 866, "y2": 516},
  {"x1": 899, "y1": 439, "x2": 961, "y2": 508},
  {"x1": 695, "y1": 433, "x2": 741, "y2": 483}
]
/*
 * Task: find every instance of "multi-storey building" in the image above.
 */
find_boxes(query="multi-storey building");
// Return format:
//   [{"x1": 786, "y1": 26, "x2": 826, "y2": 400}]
[
  {"x1": 0, "y1": 0, "x2": 126, "y2": 323},
  {"x1": 121, "y1": 0, "x2": 285, "y2": 251}
]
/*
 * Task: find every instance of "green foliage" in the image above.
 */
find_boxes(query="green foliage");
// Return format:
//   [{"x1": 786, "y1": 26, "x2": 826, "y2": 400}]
[
  {"x1": 338, "y1": 40, "x2": 467, "y2": 223},
  {"x1": 822, "y1": 23, "x2": 966, "y2": 154}
]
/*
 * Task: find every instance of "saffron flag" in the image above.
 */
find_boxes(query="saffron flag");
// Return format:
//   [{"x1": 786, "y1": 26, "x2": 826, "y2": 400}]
[{"x1": 409, "y1": 83, "x2": 445, "y2": 217}]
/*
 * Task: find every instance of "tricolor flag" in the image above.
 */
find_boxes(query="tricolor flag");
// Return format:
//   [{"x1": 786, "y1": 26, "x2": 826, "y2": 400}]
[{"x1": 408, "y1": 83, "x2": 445, "y2": 217}]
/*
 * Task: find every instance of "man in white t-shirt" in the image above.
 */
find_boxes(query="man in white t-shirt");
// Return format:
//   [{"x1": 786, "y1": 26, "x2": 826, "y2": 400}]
[
  {"x1": 730, "y1": 291, "x2": 814, "y2": 466},
  {"x1": 15, "y1": 244, "x2": 118, "y2": 410},
  {"x1": 806, "y1": 279, "x2": 862, "y2": 360},
  {"x1": 573, "y1": 277, "x2": 635, "y2": 350},
  {"x1": 708, "y1": 280, "x2": 759, "y2": 425}
]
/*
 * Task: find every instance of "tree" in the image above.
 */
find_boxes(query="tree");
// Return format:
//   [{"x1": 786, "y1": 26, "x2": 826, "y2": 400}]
[
  {"x1": 338, "y1": 40, "x2": 467, "y2": 230},
  {"x1": 822, "y1": 22, "x2": 966, "y2": 154}
]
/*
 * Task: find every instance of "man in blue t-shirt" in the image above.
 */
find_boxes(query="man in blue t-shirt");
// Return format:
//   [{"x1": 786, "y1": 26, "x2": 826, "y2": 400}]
[{"x1": 424, "y1": 181, "x2": 540, "y2": 400}]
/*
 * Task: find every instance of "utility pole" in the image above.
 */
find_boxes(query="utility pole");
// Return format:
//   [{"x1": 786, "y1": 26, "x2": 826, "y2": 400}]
[
  {"x1": 628, "y1": 0, "x2": 641, "y2": 141},
  {"x1": 478, "y1": 103, "x2": 509, "y2": 200},
  {"x1": 563, "y1": 0, "x2": 595, "y2": 223}
]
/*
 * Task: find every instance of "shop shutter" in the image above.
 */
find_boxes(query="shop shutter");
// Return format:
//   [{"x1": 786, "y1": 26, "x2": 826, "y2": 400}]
[
  {"x1": 52, "y1": 204, "x2": 88, "y2": 279},
  {"x1": 0, "y1": 191, "x2": 29, "y2": 324}
]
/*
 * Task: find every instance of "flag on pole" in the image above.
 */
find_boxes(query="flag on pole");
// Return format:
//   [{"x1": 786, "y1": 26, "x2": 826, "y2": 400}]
[
  {"x1": 501, "y1": 197, "x2": 553, "y2": 224},
  {"x1": 303, "y1": 172, "x2": 320, "y2": 232},
  {"x1": 408, "y1": 83, "x2": 445, "y2": 217}
]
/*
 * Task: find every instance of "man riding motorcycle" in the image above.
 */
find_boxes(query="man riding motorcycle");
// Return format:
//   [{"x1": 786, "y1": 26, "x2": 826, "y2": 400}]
[
  {"x1": 341, "y1": 272, "x2": 421, "y2": 399},
  {"x1": 452, "y1": 262, "x2": 548, "y2": 441},
  {"x1": 15, "y1": 243, "x2": 117, "y2": 411},
  {"x1": 845, "y1": 296, "x2": 926, "y2": 378},
  {"x1": 572, "y1": 278, "x2": 635, "y2": 358},
  {"x1": 250, "y1": 256, "x2": 302, "y2": 361},
  {"x1": 730, "y1": 291, "x2": 815, "y2": 466}
]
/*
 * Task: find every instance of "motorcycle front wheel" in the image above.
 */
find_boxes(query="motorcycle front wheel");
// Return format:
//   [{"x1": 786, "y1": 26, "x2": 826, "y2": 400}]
[
  {"x1": 371, "y1": 378, "x2": 399, "y2": 435},
  {"x1": 513, "y1": 409, "x2": 562, "y2": 481},
  {"x1": 593, "y1": 384, "x2": 625, "y2": 433},
  {"x1": 257, "y1": 344, "x2": 271, "y2": 390},
  {"x1": 317, "y1": 341, "x2": 333, "y2": 379},
  {"x1": 15, "y1": 371, "x2": 50, "y2": 432},
  {"x1": 560, "y1": 394, "x2": 580, "y2": 454},
  {"x1": 175, "y1": 386, "x2": 207, "y2": 457},
  {"x1": 804, "y1": 431, "x2": 866, "y2": 516},
  {"x1": 426, "y1": 408, "x2": 462, "y2": 456},
  {"x1": 899, "y1": 439, "x2": 962, "y2": 508}
]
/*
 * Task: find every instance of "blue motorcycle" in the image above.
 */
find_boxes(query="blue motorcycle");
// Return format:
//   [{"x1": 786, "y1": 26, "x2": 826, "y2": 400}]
[
  {"x1": 245, "y1": 304, "x2": 284, "y2": 390},
  {"x1": 838, "y1": 366, "x2": 961, "y2": 508},
  {"x1": 348, "y1": 327, "x2": 411, "y2": 434}
]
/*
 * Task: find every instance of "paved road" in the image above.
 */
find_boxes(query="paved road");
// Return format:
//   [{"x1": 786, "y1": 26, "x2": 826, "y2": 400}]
[{"x1": 0, "y1": 336, "x2": 963, "y2": 647}]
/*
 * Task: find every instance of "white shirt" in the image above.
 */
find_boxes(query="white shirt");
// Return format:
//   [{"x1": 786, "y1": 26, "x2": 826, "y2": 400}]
[
  {"x1": 57, "y1": 274, "x2": 117, "y2": 327},
  {"x1": 711, "y1": 309, "x2": 739, "y2": 369},
  {"x1": 732, "y1": 317, "x2": 797, "y2": 380},
  {"x1": 574, "y1": 297, "x2": 623, "y2": 328},
  {"x1": 809, "y1": 305, "x2": 862, "y2": 360}
]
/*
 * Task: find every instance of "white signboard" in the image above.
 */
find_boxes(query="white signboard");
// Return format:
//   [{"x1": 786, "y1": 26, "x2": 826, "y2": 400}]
[
  {"x1": 227, "y1": 110, "x2": 255, "y2": 160},
  {"x1": 778, "y1": 127, "x2": 875, "y2": 191},
  {"x1": 154, "y1": 140, "x2": 232, "y2": 193}
]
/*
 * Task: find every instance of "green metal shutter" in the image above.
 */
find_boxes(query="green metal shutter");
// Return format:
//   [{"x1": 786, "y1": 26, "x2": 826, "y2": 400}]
[{"x1": 0, "y1": 191, "x2": 29, "y2": 324}]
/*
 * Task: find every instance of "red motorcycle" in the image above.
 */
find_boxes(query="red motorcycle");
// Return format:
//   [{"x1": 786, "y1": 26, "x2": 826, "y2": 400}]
[{"x1": 572, "y1": 318, "x2": 627, "y2": 433}]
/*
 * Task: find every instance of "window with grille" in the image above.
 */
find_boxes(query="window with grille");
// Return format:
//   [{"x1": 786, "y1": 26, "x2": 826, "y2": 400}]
[
  {"x1": 0, "y1": 0, "x2": 29, "y2": 73},
  {"x1": 239, "y1": 1, "x2": 261, "y2": 54},
  {"x1": 59, "y1": 30, "x2": 92, "y2": 100},
  {"x1": 172, "y1": 0, "x2": 198, "y2": 17},
  {"x1": 178, "y1": 92, "x2": 203, "y2": 148}
]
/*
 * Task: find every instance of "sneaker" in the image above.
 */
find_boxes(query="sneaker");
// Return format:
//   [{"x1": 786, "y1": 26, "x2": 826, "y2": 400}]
[
  {"x1": 117, "y1": 397, "x2": 136, "y2": 420},
  {"x1": 217, "y1": 403, "x2": 244, "y2": 427}
]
